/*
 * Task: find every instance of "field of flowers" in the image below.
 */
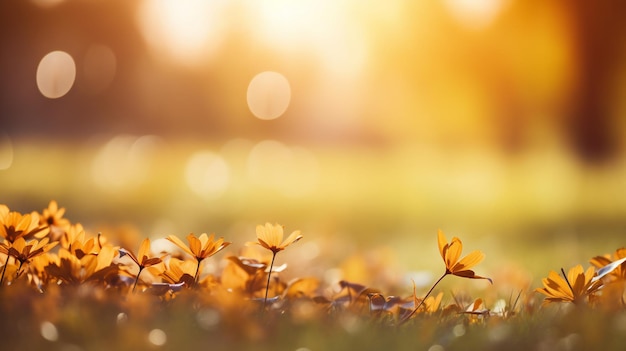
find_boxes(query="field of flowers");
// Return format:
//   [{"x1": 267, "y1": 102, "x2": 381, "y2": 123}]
[{"x1": 1, "y1": 201, "x2": 625, "y2": 351}]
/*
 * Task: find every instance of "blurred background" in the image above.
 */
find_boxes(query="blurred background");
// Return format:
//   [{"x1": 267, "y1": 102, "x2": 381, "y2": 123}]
[{"x1": 1, "y1": 0, "x2": 625, "y2": 279}]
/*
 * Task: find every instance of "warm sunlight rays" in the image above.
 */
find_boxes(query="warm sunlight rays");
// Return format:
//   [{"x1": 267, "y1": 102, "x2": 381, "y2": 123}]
[
  {"x1": 136, "y1": 0, "x2": 373, "y2": 78},
  {"x1": 249, "y1": 0, "x2": 369, "y2": 78},
  {"x1": 137, "y1": 0, "x2": 228, "y2": 65},
  {"x1": 444, "y1": 0, "x2": 510, "y2": 30}
]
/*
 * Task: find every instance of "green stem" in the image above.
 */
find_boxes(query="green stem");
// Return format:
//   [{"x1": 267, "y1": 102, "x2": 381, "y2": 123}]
[
  {"x1": 132, "y1": 267, "x2": 144, "y2": 293},
  {"x1": 193, "y1": 259, "x2": 202, "y2": 286},
  {"x1": 399, "y1": 272, "x2": 447, "y2": 325},
  {"x1": 263, "y1": 252, "x2": 277, "y2": 311}
]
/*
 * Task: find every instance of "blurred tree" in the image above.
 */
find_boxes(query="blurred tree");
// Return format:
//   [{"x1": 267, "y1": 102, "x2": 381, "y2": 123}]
[{"x1": 567, "y1": 0, "x2": 626, "y2": 163}]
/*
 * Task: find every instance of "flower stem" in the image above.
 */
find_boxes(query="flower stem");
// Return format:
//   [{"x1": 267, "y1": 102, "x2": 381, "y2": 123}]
[
  {"x1": 15, "y1": 260, "x2": 24, "y2": 279},
  {"x1": 193, "y1": 259, "x2": 202, "y2": 286},
  {"x1": 132, "y1": 267, "x2": 144, "y2": 293},
  {"x1": 399, "y1": 272, "x2": 447, "y2": 325},
  {"x1": 263, "y1": 252, "x2": 277, "y2": 311},
  {"x1": 0, "y1": 255, "x2": 9, "y2": 286}
]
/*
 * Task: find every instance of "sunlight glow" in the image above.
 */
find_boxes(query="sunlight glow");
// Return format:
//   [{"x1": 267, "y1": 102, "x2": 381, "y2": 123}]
[
  {"x1": 91, "y1": 135, "x2": 161, "y2": 191},
  {"x1": 247, "y1": 140, "x2": 319, "y2": 197},
  {"x1": 250, "y1": 0, "x2": 369, "y2": 78},
  {"x1": 137, "y1": 0, "x2": 227, "y2": 65},
  {"x1": 36, "y1": 51, "x2": 76, "y2": 99},
  {"x1": 247, "y1": 71, "x2": 291, "y2": 120},
  {"x1": 185, "y1": 151, "x2": 230, "y2": 198},
  {"x1": 444, "y1": 0, "x2": 509, "y2": 30},
  {"x1": 148, "y1": 329, "x2": 167, "y2": 346}
]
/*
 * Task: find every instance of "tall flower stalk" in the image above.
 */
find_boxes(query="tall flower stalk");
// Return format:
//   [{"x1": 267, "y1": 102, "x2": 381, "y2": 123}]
[
  {"x1": 251, "y1": 223, "x2": 302, "y2": 310},
  {"x1": 119, "y1": 238, "x2": 163, "y2": 293},
  {"x1": 400, "y1": 230, "x2": 491, "y2": 324}
]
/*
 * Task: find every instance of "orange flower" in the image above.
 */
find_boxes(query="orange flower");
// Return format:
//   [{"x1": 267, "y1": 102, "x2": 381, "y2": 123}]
[
  {"x1": 119, "y1": 238, "x2": 164, "y2": 292},
  {"x1": 40, "y1": 200, "x2": 69, "y2": 227},
  {"x1": 0, "y1": 210, "x2": 49, "y2": 243},
  {"x1": 0, "y1": 211, "x2": 52, "y2": 285},
  {"x1": 400, "y1": 230, "x2": 490, "y2": 325},
  {"x1": 167, "y1": 233, "x2": 230, "y2": 284},
  {"x1": 253, "y1": 223, "x2": 302, "y2": 254},
  {"x1": 437, "y1": 229, "x2": 491, "y2": 282},
  {"x1": 0, "y1": 237, "x2": 58, "y2": 281},
  {"x1": 167, "y1": 233, "x2": 230, "y2": 262},
  {"x1": 46, "y1": 246, "x2": 118, "y2": 286},
  {"x1": 39, "y1": 200, "x2": 70, "y2": 240},
  {"x1": 159, "y1": 257, "x2": 197, "y2": 286},
  {"x1": 250, "y1": 223, "x2": 302, "y2": 310},
  {"x1": 120, "y1": 238, "x2": 163, "y2": 269},
  {"x1": 535, "y1": 265, "x2": 603, "y2": 305},
  {"x1": 62, "y1": 223, "x2": 106, "y2": 259}
]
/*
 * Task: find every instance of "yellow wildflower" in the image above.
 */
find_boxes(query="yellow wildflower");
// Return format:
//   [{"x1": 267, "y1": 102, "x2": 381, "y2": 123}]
[
  {"x1": 535, "y1": 265, "x2": 603, "y2": 305},
  {"x1": 253, "y1": 223, "x2": 302, "y2": 254}
]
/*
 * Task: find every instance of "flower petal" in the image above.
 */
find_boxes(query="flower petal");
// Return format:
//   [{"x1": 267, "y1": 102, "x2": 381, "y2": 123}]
[
  {"x1": 166, "y1": 235, "x2": 194, "y2": 258},
  {"x1": 256, "y1": 224, "x2": 269, "y2": 245},
  {"x1": 452, "y1": 269, "x2": 492, "y2": 283},
  {"x1": 269, "y1": 223, "x2": 283, "y2": 247},
  {"x1": 256, "y1": 238, "x2": 273, "y2": 252},
  {"x1": 137, "y1": 238, "x2": 151, "y2": 264},
  {"x1": 437, "y1": 229, "x2": 447, "y2": 261},
  {"x1": 280, "y1": 230, "x2": 303, "y2": 249},
  {"x1": 451, "y1": 250, "x2": 484, "y2": 272},
  {"x1": 187, "y1": 234, "x2": 202, "y2": 257},
  {"x1": 444, "y1": 239, "x2": 462, "y2": 270}
]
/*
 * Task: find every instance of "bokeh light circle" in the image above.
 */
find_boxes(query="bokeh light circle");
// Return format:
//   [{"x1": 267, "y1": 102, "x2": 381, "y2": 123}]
[
  {"x1": 444, "y1": 0, "x2": 507, "y2": 30},
  {"x1": 40, "y1": 321, "x2": 59, "y2": 342},
  {"x1": 246, "y1": 140, "x2": 319, "y2": 197},
  {"x1": 246, "y1": 71, "x2": 291, "y2": 120},
  {"x1": 185, "y1": 151, "x2": 230, "y2": 198},
  {"x1": 137, "y1": 0, "x2": 227, "y2": 65},
  {"x1": 83, "y1": 44, "x2": 117, "y2": 93},
  {"x1": 36, "y1": 50, "x2": 76, "y2": 99},
  {"x1": 91, "y1": 135, "x2": 161, "y2": 191},
  {"x1": 148, "y1": 328, "x2": 167, "y2": 346}
]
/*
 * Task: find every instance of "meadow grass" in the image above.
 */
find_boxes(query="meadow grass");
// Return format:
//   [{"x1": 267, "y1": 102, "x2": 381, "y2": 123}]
[{"x1": 0, "y1": 201, "x2": 625, "y2": 351}]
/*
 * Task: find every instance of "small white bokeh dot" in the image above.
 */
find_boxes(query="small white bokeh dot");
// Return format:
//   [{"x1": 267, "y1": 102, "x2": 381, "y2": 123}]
[
  {"x1": 148, "y1": 328, "x2": 167, "y2": 346},
  {"x1": 40, "y1": 321, "x2": 59, "y2": 342}
]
